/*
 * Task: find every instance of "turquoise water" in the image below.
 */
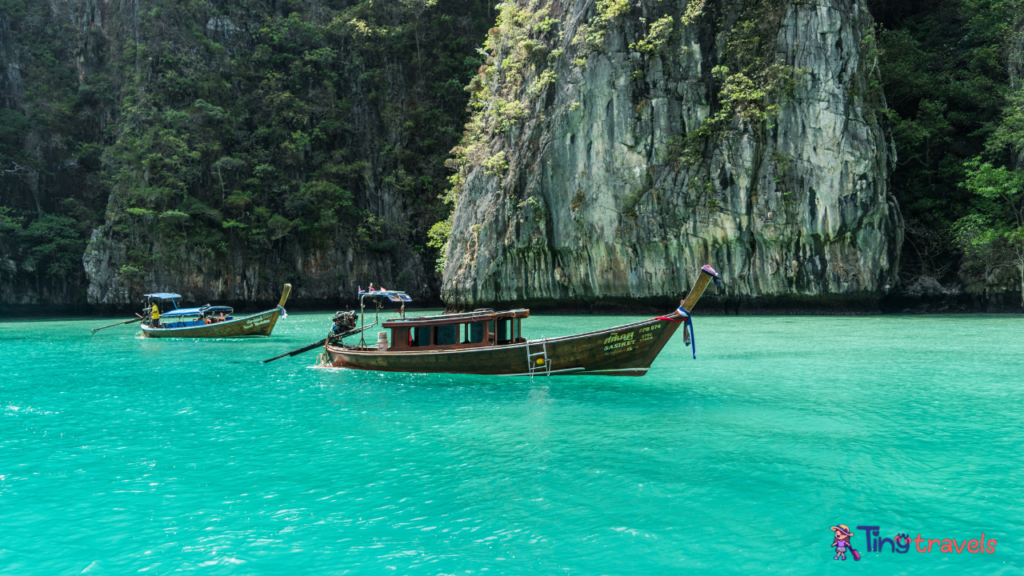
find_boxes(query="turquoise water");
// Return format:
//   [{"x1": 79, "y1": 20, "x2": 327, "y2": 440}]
[{"x1": 1, "y1": 312, "x2": 1022, "y2": 574}]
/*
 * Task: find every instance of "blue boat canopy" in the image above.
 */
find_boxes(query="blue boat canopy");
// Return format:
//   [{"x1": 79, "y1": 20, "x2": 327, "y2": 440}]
[
  {"x1": 358, "y1": 289, "x2": 412, "y2": 303},
  {"x1": 161, "y1": 304, "x2": 234, "y2": 318},
  {"x1": 161, "y1": 307, "x2": 203, "y2": 318},
  {"x1": 145, "y1": 293, "x2": 182, "y2": 300}
]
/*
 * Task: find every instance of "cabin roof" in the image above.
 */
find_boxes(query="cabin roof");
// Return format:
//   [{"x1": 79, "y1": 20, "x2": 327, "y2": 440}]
[
  {"x1": 359, "y1": 289, "x2": 412, "y2": 303},
  {"x1": 145, "y1": 293, "x2": 181, "y2": 300},
  {"x1": 382, "y1": 308, "x2": 529, "y2": 328},
  {"x1": 161, "y1": 305, "x2": 233, "y2": 318}
]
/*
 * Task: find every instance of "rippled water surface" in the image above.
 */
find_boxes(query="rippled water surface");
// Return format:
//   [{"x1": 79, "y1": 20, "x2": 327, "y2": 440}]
[{"x1": 1, "y1": 312, "x2": 1022, "y2": 574}]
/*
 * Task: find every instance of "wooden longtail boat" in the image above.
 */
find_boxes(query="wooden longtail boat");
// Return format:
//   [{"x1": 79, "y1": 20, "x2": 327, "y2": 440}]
[
  {"x1": 140, "y1": 284, "x2": 292, "y2": 338},
  {"x1": 322, "y1": 265, "x2": 720, "y2": 377}
]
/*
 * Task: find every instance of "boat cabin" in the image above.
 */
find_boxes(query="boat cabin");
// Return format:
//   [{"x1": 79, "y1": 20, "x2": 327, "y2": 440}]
[
  {"x1": 158, "y1": 305, "x2": 235, "y2": 329},
  {"x1": 142, "y1": 293, "x2": 236, "y2": 329},
  {"x1": 382, "y1": 309, "x2": 529, "y2": 351}
]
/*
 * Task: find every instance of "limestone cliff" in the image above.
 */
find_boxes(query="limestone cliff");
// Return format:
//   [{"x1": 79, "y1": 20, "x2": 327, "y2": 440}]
[
  {"x1": 1, "y1": 0, "x2": 490, "y2": 311},
  {"x1": 442, "y1": 0, "x2": 903, "y2": 311},
  {"x1": 75, "y1": 1, "x2": 449, "y2": 308}
]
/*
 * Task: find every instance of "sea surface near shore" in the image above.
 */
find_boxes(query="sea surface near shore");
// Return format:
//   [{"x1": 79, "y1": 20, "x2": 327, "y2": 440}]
[{"x1": 1, "y1": 313, "x2": 1021, "y2": 574}]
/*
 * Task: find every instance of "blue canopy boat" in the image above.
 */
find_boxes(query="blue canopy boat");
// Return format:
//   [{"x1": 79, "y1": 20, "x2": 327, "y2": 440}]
[{"x1": 140, "y1": 284, "x2": 291, "y2": 338}]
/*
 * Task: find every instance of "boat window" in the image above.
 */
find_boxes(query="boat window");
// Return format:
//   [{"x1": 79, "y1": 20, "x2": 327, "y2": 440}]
[
  {"x1": 436, "y1": 324, "x2": 458, "y2": 346},
  {"x1": 495, "y1": 319, "x2": 510, "y2": 343},
  {"x1": 414, "y1": 326, "x2": 431, "y2": 347},
  {"x1": 466, "y1": 322, "x2": 484, "y2": 344}
]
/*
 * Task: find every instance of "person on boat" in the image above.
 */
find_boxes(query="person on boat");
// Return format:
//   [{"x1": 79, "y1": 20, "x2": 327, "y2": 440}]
[
  {"x1": 217, "y1": 312, "x2": 226, "y2": 323},
  {"x1": 150, "y1": 303, "x2": 161, "y2": 328}
]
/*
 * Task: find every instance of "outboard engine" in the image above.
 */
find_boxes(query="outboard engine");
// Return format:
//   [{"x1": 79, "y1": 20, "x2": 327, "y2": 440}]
[{"x1": 332, "y1": 310, "x2": 358, "y2": 331}]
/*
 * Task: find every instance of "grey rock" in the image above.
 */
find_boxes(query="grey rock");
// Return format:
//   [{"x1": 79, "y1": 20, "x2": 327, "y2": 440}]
[
  {"x1": 206, "y1": 16, "x2": 238, "y2": 35},
  {"x1": 83, "y1": 227, "x2": 431, "y2": 307},
  {"x1": 442, "y1": 0, "x2": 903, "y2": 310}
]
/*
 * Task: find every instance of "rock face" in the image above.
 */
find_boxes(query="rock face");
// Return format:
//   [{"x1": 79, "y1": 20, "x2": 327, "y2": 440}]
[
  {"x1": 82, "y1": 229, "x2": 429, "y2": 308},
  {"x1": 2, "y1": 1, "x2": 490, "y2": 311},
  {"x1": 442, "y1": 0, "x2": 903, "y2": 311},
  {"x1": 0, "y1": 3, "x2": 98, "y2": 309},
  {"x1": 74, "y1": 2, "x2": 434, "y2": 308}
]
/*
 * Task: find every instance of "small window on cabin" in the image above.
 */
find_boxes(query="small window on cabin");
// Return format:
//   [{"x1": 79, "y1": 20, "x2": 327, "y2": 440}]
[
  {"x1": 414, "y1": 326, "x2": 431, "y2": 347},
  {"x1": 467, "y1": 322, "x2": 484, "y2": 344},
  {"x1": 488, "y1": 320, "x2": 495, "y2": 341},
  {"x1": 495, "y1": 319, "x2": 510, "y2": 343},
  {"x1": 436, "y1": 324, "x2": 459, "y2": 346}
]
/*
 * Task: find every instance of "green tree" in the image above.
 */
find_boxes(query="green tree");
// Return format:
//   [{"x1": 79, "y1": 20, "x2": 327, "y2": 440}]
[
  {"x1": 955, "y1": 144, "x2": 1024, "y2": 307},
  {"x1": 873, "y1": 0, "x2": 1018, "y2": 281},
  {"x1": 2, "y1": 0, "x2": 492, "y2": 300}
]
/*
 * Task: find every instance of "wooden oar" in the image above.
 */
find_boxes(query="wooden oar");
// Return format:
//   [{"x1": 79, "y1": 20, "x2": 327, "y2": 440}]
[
  {"x1": 91, "y1": 316, "x2": 143, "y2": 333},
  {"x1": 261, "y1": 323, "x2": 374, "y2": 363},
  {"x1": 262, "y1": 338, "x2": 329, "y2": 363}
]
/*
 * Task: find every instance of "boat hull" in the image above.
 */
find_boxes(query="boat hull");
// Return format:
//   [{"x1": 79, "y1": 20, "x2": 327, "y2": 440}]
[
  {"x1": 140, "y1": 308, "x2": 283, "y2": 338},
  {"x1": 324, "y1": 316, "x2": 684, "y2": 377}
]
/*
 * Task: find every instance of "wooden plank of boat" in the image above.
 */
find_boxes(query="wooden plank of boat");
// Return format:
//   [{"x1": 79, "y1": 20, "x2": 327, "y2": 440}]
[
  {"x1": 322, "y1": 265, "x2": 721, "y2": 377},
  {"x1": 141, "y1": 284, "x2": 291, "y2": 339}
]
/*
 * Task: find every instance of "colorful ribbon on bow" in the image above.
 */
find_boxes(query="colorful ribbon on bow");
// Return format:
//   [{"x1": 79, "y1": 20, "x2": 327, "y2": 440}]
[{"x1": 654, "y1": 307, "x2": 697, "y2": 359}]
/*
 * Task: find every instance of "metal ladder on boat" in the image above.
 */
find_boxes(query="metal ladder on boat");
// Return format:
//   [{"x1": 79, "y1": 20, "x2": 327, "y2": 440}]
[{"x1": 526, "y1": 337, "x2": 551, "y2": 379}]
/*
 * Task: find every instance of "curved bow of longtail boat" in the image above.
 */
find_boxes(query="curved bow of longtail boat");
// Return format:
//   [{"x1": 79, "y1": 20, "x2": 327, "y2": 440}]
[
  {"x1": 278, "y1": 283, "x2": 292, "y2": 309},
  {"x1": 657, "y1": 264, "x2": 721, "y2": 360},
  {"x1": 680, "y1": 264, "x2": 720, "y2": 312}
]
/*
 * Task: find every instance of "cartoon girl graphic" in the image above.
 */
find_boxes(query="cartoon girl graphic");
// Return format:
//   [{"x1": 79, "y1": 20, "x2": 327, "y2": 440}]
[{"x1": 830, "y1": 525, "x2": 860, "y2": 561}]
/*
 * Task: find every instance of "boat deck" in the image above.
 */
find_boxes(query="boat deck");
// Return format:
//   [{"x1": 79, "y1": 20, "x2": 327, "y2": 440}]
[{"x1": 160, "y1": 317, "x2": 235, "y2": 329}]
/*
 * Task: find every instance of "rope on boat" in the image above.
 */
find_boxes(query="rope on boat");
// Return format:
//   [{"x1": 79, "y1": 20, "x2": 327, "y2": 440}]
[
  {"x1": 684, "y1": 313, "x2": 696, "y2": 360},
  {"x1": 655, "y1": 306, "x2": 697, "y2": 360}
]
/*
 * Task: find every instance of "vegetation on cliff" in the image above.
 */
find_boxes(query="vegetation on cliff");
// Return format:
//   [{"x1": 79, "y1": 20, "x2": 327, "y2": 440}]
[
  {"x1": 872, "y1": 0, "x2": 1024, "y2": 302},
  {"x1": 429, "y1": 0, "x2": 563, "y2": 273},
  {"x1": 0, "y1": 0, "x2": 491, "y2": 304}
]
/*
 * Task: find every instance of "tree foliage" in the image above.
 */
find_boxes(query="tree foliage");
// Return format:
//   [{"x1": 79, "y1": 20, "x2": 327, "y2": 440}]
[
  {"x1": 872, "y1": 0, "x2": 1021, "y2": 284},
  {"x1": 0, "y1": 0, "x2": 492, "y2": 297}
]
